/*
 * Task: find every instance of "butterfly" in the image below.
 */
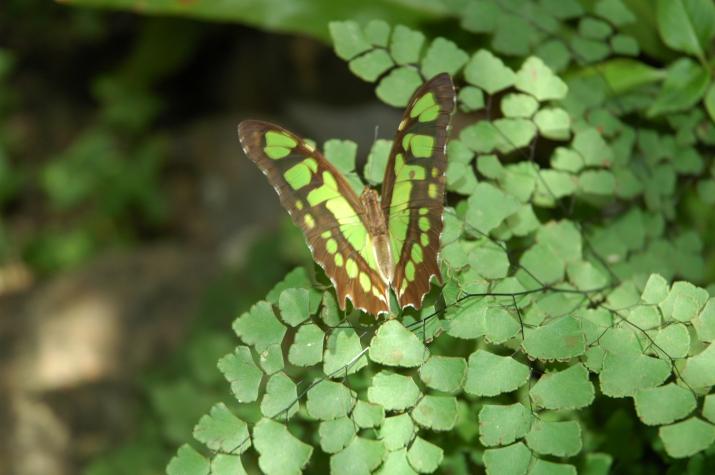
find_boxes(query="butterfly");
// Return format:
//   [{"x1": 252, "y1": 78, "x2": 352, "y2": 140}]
[{"x1": 238, "y1": 73, "x2": 455, "y2": 316}]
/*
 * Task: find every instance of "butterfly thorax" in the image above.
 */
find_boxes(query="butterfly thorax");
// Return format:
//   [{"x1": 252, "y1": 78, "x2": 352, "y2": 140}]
[{"x1": 360, "y1": 187, "x2": 394, "y2": 285}]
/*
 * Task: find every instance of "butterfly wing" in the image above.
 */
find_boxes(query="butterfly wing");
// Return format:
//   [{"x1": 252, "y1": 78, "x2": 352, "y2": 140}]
[
  {"x1": 238, "y1": 121, "x2": 391, "y2": 315},
  {"x1": 381, "y1": 73, "x2": 456, "y2": 309}
]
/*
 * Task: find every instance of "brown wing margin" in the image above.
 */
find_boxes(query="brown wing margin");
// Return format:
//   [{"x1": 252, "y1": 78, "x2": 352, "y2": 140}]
[
  {"x1": 238, "y1": 121, "x2": 390, "y2": 315},
  {"x1": 380, "y1": 73, "x2": 456, "y2": 310}
]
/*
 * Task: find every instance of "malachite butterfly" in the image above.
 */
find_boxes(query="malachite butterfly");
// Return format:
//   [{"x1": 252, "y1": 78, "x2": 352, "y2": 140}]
[{"x1": 238, "y1": 73, "x2": 455, "y2": 316}]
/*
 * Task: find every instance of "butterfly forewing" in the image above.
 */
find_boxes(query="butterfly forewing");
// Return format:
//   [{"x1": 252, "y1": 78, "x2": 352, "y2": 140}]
[
  {"x1": 238, "y1": 121, "x2": 391, "y2": 315},
  {"x1": 381, "y1": 73, "x2": 456, "y2": 309}
]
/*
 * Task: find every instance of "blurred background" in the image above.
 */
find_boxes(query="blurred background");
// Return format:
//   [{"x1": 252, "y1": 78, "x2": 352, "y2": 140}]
[{"x1": 0, "y1": 1, "x2": 421, "y2": 474}]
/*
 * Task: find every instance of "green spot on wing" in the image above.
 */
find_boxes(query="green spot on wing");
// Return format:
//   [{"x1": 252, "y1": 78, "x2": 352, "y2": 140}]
[
  {"x1": 265, "y1": 130, "x2": 297, "y2": 148},
  {"x1": 410, "y1": 91, "x2": 437, "y2": 118},
  {"x1": 410, "y1": 134, "x2": 435, "y2": 158}
]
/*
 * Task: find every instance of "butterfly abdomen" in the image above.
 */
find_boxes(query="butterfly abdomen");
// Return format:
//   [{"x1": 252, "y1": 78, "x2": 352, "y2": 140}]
[{"x1": 360, "y1": 188, "x2": 394, "y2": 287}]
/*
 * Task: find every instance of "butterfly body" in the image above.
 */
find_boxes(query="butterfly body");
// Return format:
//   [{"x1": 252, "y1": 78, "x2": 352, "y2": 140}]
[
  {"x1": 359, "y1": 187, "x2": 394, "y2": 287},
  {"x1": 239, "y1": 73, "x2": 455, "y2": 316}
]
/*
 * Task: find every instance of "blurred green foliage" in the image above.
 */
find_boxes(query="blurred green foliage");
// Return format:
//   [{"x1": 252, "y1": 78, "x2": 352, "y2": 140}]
[{"x1": 6, "y1": 0, "x2": 715, "y2": 473}]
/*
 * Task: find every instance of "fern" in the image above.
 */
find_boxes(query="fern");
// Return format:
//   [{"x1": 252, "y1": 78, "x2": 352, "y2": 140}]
[{"x1": 167, "y1": 1, "x2": 715, "y2": 473}]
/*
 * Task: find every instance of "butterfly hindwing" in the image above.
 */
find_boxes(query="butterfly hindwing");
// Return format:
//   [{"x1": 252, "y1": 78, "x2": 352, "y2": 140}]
[
  {"x1": 238, "y1": 121, "x2": 391, "y2": 315},
  {"x1": 381, "y1": 73, "x2": 456, "y2": 309}
]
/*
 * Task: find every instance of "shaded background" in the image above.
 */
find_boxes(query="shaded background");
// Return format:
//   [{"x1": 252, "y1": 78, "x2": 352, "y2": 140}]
[{"x1": 0, "y1": 2, "x2": 418, "y2": 474}]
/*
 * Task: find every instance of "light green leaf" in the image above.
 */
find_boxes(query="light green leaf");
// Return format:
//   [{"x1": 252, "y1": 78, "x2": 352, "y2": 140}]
[
  {"x1": 507, "y1": 204, "x2": 541, "y2": 236},
  {"x1": 571, "y1": 36, "x2": 610, "y2": 62},
  {"x1": 469, "y1": 240, "x2": 509, "y2": 279},
  {"x1": 573, "y1": 128, "x2": 613, "y2": 167},
  {"x1": 364, "y1": 139, "x2": 391, "y2": 185},
  {"x1": 478, "y1": 403, "x2": 533, "y2": 447},
  {"x1": 324, "y1": 139, "x2": 358, "y2": 175},
  {"x1": 477, "y1": 154, "x2": 504, "y2": 179},
  {"x1": 349, "y1": 49, "x2": 393, "y2": 82},
  {"x1": 595, "y1": 0, "x2": 636, "y2": 25},
  {"x1": 567, "y1": 261, "x2": 609, "y2": 290},
  {"x1": 464, "y1": 49, "x2": 516, "y2": 94},
  {"x1": 446, "y1": 161, "x2": 478, "y2": 195},
  {"x1": 288, "y1": 323, "x2": 324, "y2": 367},
  {"x1": 368, "y1": 371, "x2": 421, "y2": 411},
  {"x1": 261, "y1": 372, "x2": 298, "y2": 419},
  {"x1": 233, "y1": 301, "x2": 286, "y2": 353},
  {"x1": 369, "y1": 320, "x2": 428, "y2": 367},
  {"x1": 257, "y1": 343, "x2": 284, "y2": 375},
  {"x1": 330, "y1": 21, "x2": 371, "y2": 60},
  {"x1": 648, "y1": 59, "x2": 710, "y2": 117},
  {"x1": 533, "y1": 170, "x2": 577, "y2": 204},
  {"x1": 530, "y1": 364, "x2": 595, "y2": 410},
  {"x1": 520, "y1": 243, "x2": 565, "y2": 285},
  {"x1": 445, "y1": 298, "x2": 487, "y2": 339},
  {"x1": 278, "y1": 288, "x2": 312, "y2": 326},
  {"x1": 660, "y1": 280, "x2": 709, "y2": 321},
  {"x1": 380, "y1": 414, "x2": 415, "y2": 451},
  {"x1": 693, "y1": 298, "x2": 715, "y2": 341},
  {"x1": 501, "y1": 93, "x2": 539, "y2": 118},
  {"x1": 659, "y1": 417, "x2": 715, "y2": 458},
  {"x1": 484, "y1": 307, "x2": 521, "y2": 343},
  {"x1": 377, "y1": 67, "x2": 423, "y2": 107},
  {"x1": 419, "y1": 355, "x2": 467, "y2": 393},
  {"x1": 483, "y1": 442, "x2": 531, "y2": 475},
  {"x1": 421, "y1": 37, "x2": 469, "y2": 78},
  {"x1": 353, "y1": 400, "x2": 384, "y2": 429},
  {"x1": 642, "y1": 273, "x2": 669, "y2": 304},
  {"x1": 579, "y1": 17, "x2": 612, "y2": 40},
  {"x1": 551, "y1": 148, "x2": 584, "y2": 173},
  {"x1": 377, "y1": 448, "x2": 415, "y2": 475},
  {"x1": 579, "y1": 170, "x2": 615, "y2": 195},
  {"x1": 493, "y1": 13, "x2": 533, "y2": 56},
  {"x1": 581, "y1": 452, "x2": 613, "y2": 475},
  {"x1": 465, "y1": 183, "x2": 520, "y2": 234},
  {"x1": 523, "y1": 316, "x2": 586, "y2": 360},
  {"x1": 253, "y1": 418, "x2": 313, "y2": 475},
  {"x1": 390, "y1": 25, "x2": 425, "y2": 65},
  {"x1": 331, "y1": 437, "x2": 385, "y2": 475},
  {"x1": 319, "y1": 417, "x2": 356, "y2": 454},
  {"x1": 364, "y1": 20, "x2": 389, "y2": 47},
  {"x1": 703, "y1": 394, "x2": 715, "y2": 423},
  {"x1": 656, "y1": 0, "x2": 715, "y2": 60},
  {"x1": 266, "y1": 268, "x2": 312, "y2": 304},
  {"x1": 705, "y1": 83, "x2": 715, "y2": 123},
  {"x1": 218, "y1": 346, "x2": 262, "y2": 403},
  {"x1": 600, "y1": 353, "x2": 671, "y2": 397},
  {"x1": 653, "y1": 323, "x2": 690, "y2": 358},
  {"x1": 411, "y1": 395, "x2": 458, "y2": 431},
  {"x1": 492, "y1": 118, "x2": 537, "y2": 153},
  {"x1": 536, "y1": 39, "x2": 571, "y2": 72},
  {"x1": 628, "y1": 305, "x2": 661, "y2": 330},
  {"x1": 211, "y1": 454, "x2": 247, "y2": 475},
  {"x1": 167, "y1": 445, "x2": 209, "y2": 475},
  {"x1": 634, "y1": 383, "x2": 697, "y2": 425},
  {"x1": 528, "y1": 460, "x2": 577, "y2": 475},
  {"x1": 193, "y1": 403, "x2": 250, "y2": 454},
  {"x1": 306, "y1": 380, "x2": 356, "y2": 420},
  {"x1": 461, "y1": 0, "x2": 501, "y2": 32},
  {"x1": 323, "y1": 327, "x2": 368, "y2": 377},
  {"x1": 407, "y1": 437, "x2": 444, "y2": 473},
  {"x1": 465, "y1": 350, "x2": 530, "y2": 397},
  {"x1": 611, "y1": 34, "x2": 640, "y2": 55},
  {"x1": 681, "y1": 342, "x2": 715, "y2": 387},
  {"x1": 525, "y1": 419, "x2": 582, "y2": 457},
  {"x1": 458, "y1": 86, "x2": 485, "y2": 112},
  {"x1": 515, "y1": 56, "x2": 568, "y2": 101},
  {"x1": 534, "y1": 108, "x2": 571, "y2": 140}
]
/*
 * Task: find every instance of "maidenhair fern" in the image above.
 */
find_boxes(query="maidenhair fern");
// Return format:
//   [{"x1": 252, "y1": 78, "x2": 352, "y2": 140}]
[{"x1": 168, "y1": 1, "x2": 715, "y2": 473}]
